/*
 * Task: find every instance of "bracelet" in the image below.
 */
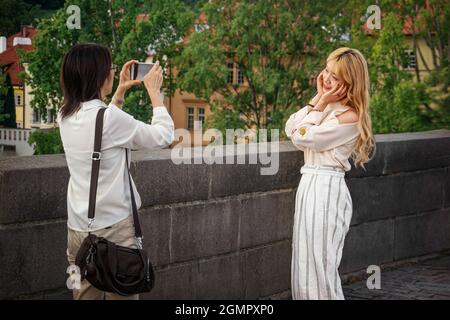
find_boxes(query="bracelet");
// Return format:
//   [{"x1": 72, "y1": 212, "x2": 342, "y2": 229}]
[{"x1": 306, "y1": 103, "x2": 320, "y2": 114}]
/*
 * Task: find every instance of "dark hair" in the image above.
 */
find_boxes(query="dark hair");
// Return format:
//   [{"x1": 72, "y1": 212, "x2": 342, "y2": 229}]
[{"x1": 59, "y1": 43, "x2": 112, "y2": 119}]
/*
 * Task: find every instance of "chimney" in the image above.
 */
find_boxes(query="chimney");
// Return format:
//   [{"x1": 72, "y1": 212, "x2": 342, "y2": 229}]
[{"x1": 0, "y1": 37, "x2": 6, "y2": 54}]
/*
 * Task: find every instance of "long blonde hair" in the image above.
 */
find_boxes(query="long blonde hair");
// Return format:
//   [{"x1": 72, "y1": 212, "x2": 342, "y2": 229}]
[{"x1": 326, "y1": 47, "x2": 375, "y2": 168}]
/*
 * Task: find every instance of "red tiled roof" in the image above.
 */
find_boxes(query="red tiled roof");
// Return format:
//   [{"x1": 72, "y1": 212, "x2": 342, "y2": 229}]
[
  {"x1": 0, "y1": 27, "x2": 38, "y2": 86},
  {"x1": 6, "y1": 26, "x2": 38, "y2": 46},
  {"x1": 0, "y1": 46, "x2": 34, "y2": 85}
]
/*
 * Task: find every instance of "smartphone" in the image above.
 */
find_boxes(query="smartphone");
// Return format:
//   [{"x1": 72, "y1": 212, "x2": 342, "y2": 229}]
[{"x1": 130, "y1": 62, "x2": 154, "y2": 81}]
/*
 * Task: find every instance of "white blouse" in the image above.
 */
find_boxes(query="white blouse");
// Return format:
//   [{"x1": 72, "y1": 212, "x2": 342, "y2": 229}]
[
  {"x1": 285, "y1": 102, "x2": 359, "y2": 171},
  {"x1": 57, "y1": 99, "x2": 175, "y2": 232}
]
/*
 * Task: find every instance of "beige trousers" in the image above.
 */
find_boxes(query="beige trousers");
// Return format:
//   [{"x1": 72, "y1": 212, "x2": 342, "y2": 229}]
[
  {"x1": 66, "y1": 214, "x2": 139, "y2": 300},
  {"x1": 292, "y1": 166, "x2": 352, "y2": 300}
]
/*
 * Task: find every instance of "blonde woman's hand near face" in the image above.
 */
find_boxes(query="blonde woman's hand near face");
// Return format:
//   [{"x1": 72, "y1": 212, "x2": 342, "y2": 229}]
[
  {"x1": 316, "y1": 82, "x2": 347, "y2": 111},
  {"x1": 143, "y1": 61, "x2": 164, "y2": 107}
]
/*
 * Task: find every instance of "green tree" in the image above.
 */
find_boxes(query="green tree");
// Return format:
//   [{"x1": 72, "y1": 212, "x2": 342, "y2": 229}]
[
  {"x1": 360, "y1": 13, "x2": 433, "y2": 133},
  {"x1": 368, "y1": 14, "x2": 411, "y2": 91},
  {"x1": 0, "y1": 71, "x2": 8, "y2": 123},
  {"x1": 416, "y1": 0, "x2": 450, "y2": 128},
  {"x1": 28, "y1": 128, "x2": 64, "y2": 154},
  {"x1": 370, "y1": 81, "x2": 433, "y2": 133},
  {"x1": 176, "y1": 0, "x2": 342, "y2": 139},
  {"x1": 24, "y1": 0, "x2": 64, "y2": 10},
  {"x1": 114, "y1": 0, "x2": 195, "y2": 120},
  {"x1": 0, "y1": 0, "x2": 36, "y2": 35},
  {"x1": 370, "y1": 0, "x2": 450, "y2": 130},
  {"x1": 20, "y1": 0, "x2": 194, "y2": 153},
  {"x1": 0, "y1": 74, "x2": 16, "y2": 128},
  {"x1": 21, "y1": 0, "x2": 120, "y2": 120},
  {"x1": 22, "y1": 0, "x2": 194, "y2": 122}
]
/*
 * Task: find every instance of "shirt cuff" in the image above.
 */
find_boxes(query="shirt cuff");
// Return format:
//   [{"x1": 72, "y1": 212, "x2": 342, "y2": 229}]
[
  {"x1": 153, "y1": 106, "x2": 168, "y2": 116},
  {"x1": 109, "y1": 102, "x2": 124, "y2": 111}
]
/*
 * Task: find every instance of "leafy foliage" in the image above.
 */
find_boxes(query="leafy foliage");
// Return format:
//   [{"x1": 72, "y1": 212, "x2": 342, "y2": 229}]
[
  {"x1": 13, "y1": 0, "x2": 450, "y2": 155},
  {"x1": 0, "y1": 74, "x2": 16, "y2": 127},
  {"x1": 28, "y1": 128, "x2": 64, "y2": 154},
  {"x1": 176, "y1": 0, "x2": 343, "y2": 138}
]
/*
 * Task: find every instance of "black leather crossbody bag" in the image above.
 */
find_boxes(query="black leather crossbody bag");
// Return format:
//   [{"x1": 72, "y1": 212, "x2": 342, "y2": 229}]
[{"x1": 75, "y1": 107, "x2": 155, "y2": 296}]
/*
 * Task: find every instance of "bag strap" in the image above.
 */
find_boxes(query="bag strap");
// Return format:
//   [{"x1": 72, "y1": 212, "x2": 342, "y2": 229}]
[
  {"x1": 87, "y1": 108, "x2": 106, "y2": 222},
  {"x1": 87, "y1": 107, "x2": 143, "y2": 248}
]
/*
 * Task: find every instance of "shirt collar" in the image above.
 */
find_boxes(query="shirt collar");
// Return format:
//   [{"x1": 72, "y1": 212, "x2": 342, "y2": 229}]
[{"x1": 81, "y1": 99, "x2": 107, "y2": 110}]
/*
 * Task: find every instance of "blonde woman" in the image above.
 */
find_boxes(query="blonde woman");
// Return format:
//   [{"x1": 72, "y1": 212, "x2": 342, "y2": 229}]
[{"x1": 285, "y1": 47, "x2": 375, "y2": 300}]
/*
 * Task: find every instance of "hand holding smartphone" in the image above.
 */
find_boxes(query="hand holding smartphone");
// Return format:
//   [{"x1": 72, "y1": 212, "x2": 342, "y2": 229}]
[
  {"x1": 130, "y1": 62, "x2": 155, "y2": 81},
  {"x1": 142, "y1": 61, "x2": 164, "y2": 107}
]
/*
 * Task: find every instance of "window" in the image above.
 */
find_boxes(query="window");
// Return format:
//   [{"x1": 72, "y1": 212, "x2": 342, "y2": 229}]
[
  {"x1": 198, "y1": 108, "x2": 205, "y2": 126},
  {"x1": 227, "y1": 62, "x2": 234, "y2": 84},
  {"x1": 187, "y1": 106, "x2": 206, "y2": 130},
  {"x1": 187, "y1": 107, "x2": 194, "y2": 129},
  {"x1": 47, "y1": 109, "x2": 55, "y2": 123},
  {"x1": 33, "y1": 109, "x2": 40, "y2": 123},
  {"x1": 237, "y1": 64, "x2": 244, "y2": 84},
  {"x1": 403, "y1": 50, "x2": 417, "y2": 70}
]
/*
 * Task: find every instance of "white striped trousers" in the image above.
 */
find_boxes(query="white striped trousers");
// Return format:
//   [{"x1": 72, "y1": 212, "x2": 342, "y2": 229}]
[{"x1": 291, "y1": 165, "x2": 353, "y2": 300}]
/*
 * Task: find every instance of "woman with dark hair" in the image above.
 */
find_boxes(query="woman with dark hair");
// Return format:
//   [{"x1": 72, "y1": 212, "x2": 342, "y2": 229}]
[{"x1": 57, "y1": 43, "x2": 174, "y2": 300}]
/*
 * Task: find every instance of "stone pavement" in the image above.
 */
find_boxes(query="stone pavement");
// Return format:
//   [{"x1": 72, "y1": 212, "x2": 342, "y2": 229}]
[{"x1": 343, "y1": 251, "x2": 450, "y2": 300}]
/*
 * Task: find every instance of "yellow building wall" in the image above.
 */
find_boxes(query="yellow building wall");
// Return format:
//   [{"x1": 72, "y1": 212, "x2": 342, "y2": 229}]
[
  {"x1": 166, "y1": 89, "x2": 211, "y2": 147},
  {"x1": 166, "y1": 62, "x2": 249, "y2": 146},
  {"x1": 13, "y1": 86, "x2": 24, "y2": 128},
  {"x1": 405, "y1": 37, "x2": 438, "y2": 80},
  {"x1": 23, "y1": 63, "x2": 40, "y2": 129}
]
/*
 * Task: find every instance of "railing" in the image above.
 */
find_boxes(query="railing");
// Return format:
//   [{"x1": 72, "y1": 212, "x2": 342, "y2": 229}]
[{"x1": 0, "y1": 128, "x2": 35, "y2": 156}]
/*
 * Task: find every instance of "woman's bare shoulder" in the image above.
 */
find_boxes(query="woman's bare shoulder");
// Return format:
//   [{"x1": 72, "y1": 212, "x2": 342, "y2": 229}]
[{"x1": 336, "y1": 107, "x2": 358, "y2": 124}]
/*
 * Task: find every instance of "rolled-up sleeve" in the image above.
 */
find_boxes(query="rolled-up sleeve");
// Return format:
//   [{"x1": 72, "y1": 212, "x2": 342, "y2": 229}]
[
  {"x1": 290, "y1": 115, "x2": 359, "y2": 152},
  {"x1": 285, "y1": 106, "x2": 310, "y2": 138},
  {"x1": 105, "y1": 104, "x2": 175, "y2": 150},
  {"x1": 285, "y1": 106, "x2": 330, "y2": 151}
]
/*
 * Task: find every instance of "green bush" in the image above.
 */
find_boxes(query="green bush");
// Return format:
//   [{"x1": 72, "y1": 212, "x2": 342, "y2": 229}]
[
  {"x1": 371, "y1": 80, "x2": 433, "y2": 134},
  {"x1": 28, "y1": 128, "x2": 64, "y2": 155}
]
